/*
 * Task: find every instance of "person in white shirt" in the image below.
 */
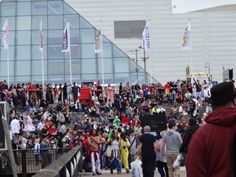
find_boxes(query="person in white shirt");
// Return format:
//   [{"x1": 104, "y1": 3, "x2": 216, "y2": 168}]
[
  {"x1": 34, "y1": 139, "x2": 41, "y2": 165},
  {"x1": 23, "y1": 112, "x2": 35, "y2": 132},
  {"x1": 10, "y1": 117, "x2": 21, "y2": 134},
  {"x1": 37, "y1": 120, "x2": 45, "y2": 132},
  {"x1": 58, "y1": 123, "x2": 67, "y2": 135}
]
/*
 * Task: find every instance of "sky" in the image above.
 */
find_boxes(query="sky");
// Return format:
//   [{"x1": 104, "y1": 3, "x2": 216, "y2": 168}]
[{"x1": 172, "y1": 0, "x2": 236, "y2": 13}]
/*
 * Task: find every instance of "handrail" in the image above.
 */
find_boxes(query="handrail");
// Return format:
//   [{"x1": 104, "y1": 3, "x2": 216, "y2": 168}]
[
  {"x1": 0, "y1": 148, "x2": 73, "y2": 176},
  {"x1": 32, "y1": 146, "x2": 81, "y2": 177}
]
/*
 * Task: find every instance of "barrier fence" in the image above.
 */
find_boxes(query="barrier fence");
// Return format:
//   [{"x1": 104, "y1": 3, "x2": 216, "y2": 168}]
[
  {"x1": 0, "y1": 148, "x2": 71, "y2": 177},
  {"x1": 32, "y1": 146, "x2": 81, "y2": 177}
]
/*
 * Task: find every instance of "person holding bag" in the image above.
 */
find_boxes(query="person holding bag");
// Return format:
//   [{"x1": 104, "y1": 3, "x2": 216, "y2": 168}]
[
  {"x1": 162, "y1": 120, "x2": 183, "y2": 177},
  {"x1": 129, "y1": 130, "x2": 137, "y2": 166}
]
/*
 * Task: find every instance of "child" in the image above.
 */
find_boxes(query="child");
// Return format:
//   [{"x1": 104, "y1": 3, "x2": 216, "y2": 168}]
[{"x1": 130, "y1": 155, "x2": 143, "y2": 177}]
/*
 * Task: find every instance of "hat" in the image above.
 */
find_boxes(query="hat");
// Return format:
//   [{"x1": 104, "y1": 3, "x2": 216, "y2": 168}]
[{"x1": 209, "y1": 82, "x2": 236, "y2": 106}]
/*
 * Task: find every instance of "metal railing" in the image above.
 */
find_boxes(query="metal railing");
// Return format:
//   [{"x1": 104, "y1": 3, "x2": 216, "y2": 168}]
[
  {"x1": 0, "y1": 148, "x2": 71, "y2": 176},
  {"x1": 32, "y1": 146, "x2": 81, "y2": 177}
]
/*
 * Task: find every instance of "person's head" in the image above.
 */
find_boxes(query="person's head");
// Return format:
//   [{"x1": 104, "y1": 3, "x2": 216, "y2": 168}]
[
  {"x1": 210, "y1": 82, "x2": 236, "y2": 109},
  {"x1": 120, "y1": 132, "x2": 126, "y2": 140},
  {"x1": 189, "y1": 118, "x2": 197, "y2": 127},
  {"x1": 91, "y1": 129, "x2": 97, "y2": 136},
  {"x1": 112, "y1": 131, "x2": 119, "y2": 140},
  {"x1": 168, "y1": 119, "x2": 177, "y2": 130},
  {"x1": 143, "y1": 125, "x2": 151, "y2": 133}
]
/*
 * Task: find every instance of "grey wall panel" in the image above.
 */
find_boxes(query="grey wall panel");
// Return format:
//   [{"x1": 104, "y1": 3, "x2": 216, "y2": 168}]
[{"x1": 66, "y1": 0, "x2": 236, "y2": 84}]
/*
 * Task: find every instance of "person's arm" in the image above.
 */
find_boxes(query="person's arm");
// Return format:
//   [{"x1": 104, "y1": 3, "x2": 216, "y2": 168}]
[
  {"x1": 177, "y1": 132, "x2": 183, "y2": 148},
  {"x1": 136, "y1": 136, "x2": 142, "y2": 156},
  {"x1": 87, "y1": 137, "x2": 92, "y2": 145},
  {"x1": 161, "y1": 134, "x2": 166, "y2": 154},
  {"x1": 186, "y1": 130, "x2": 207, "y2": 177},
  {"x1": 126, "y1": 138, "x2": 131, "y2": 148}
]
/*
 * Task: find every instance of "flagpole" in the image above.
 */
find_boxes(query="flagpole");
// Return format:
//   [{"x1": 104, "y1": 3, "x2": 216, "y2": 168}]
[
  {"x1": 41, "y1": 50, "x2": 45, "y2": 99},
  {"x1": 143, "y1": 39, "x2": 147, "y2": 85},
  {"x1": 7, "y1": 48, "x2": 10, "y2": 86},
  {"x1": 40, "y1": 19, "x2": 45, "y2": 99},
  {"x1": 101, "y1": 33, "x2": 105, "y2": 89},
  {"x1": 190, "y1": 49, "x2": 193, "y2": 77},
  {"x1": 100, "y1": 20, "x2": 105, "y2": 89},
  {"x1": 69, "y1": 50, "x2": 72, "y2": 85},
  {"x1": 189, "y1": 19, "x2": 193, "y2": 77}
]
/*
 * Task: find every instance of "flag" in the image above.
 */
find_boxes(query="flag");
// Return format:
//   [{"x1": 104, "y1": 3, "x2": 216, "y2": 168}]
[
  {"x1": 2, "y1": 19, "x2": 9, "y2": 50},
  {"x1": 62, "y1": 22, "x2": 71, "y2": 53},
  {"x1": 39, "y1": 19, "x2": 43, "y2": 52},
  {"x1": 94, "y1": 30, "x2": 102, "y2": 53},
  {"x1": 142, "y1": 22, "x2": 151, "y2": 52},
  {"x1": 181, "y1": 20, "x2": 191, "y2": 50}
]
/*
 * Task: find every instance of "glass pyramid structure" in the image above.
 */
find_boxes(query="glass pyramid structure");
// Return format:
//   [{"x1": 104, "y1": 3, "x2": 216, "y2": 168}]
[{"x1": 0, "y1": 0, "x2": 155, "y2": 84}]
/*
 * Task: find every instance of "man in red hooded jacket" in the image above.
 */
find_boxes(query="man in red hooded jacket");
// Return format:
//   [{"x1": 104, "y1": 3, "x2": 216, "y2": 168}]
[{"x1": 186, "y1": 82, "x2": 236, "y2": 177}]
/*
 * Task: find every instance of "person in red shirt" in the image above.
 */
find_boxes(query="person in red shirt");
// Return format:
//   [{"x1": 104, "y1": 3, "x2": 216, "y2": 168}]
[
  {"x1": 121, "y1": 114, "x2": 129, "y2": 125},
  {"x1": 83, "y1": 132, "x2": 90, "y2": 155},
  {"x1": 48, "y1": 125, "x2": 57, "y2": 136},
  {"x1": 186, "y1": 82, "x2": 236, "y2": 177}
]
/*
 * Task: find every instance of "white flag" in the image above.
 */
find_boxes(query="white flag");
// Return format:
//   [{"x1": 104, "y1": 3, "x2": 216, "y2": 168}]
[
  {"x1": 142, "y1": 22, "x2": 151, "y2": 52},
  {"x1": 181, "y1": 21, "x2": 191, "y2": 50},
  {"x1": 39, "y1": 19, "x2": 43, "y2": 52},
  {"x1": 62, "y1": 22, "x2": 71, "y2": 53},
  {"x1": 2, "y1": 19, "x2": 9, "y2": 50},
  {"x1": 94, "y1": 30, "x2": 102, "y2": 53}
]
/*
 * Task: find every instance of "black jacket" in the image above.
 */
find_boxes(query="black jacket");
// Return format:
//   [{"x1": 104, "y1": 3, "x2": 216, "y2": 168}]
[{"x1": 179, "y1": 125, "x2": 198, "y2": 153}]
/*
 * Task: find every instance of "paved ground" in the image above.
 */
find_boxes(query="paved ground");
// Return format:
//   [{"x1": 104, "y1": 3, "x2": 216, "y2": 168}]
[{"x1": 81, "y1": 167, "x2": 186, "y2": 177}]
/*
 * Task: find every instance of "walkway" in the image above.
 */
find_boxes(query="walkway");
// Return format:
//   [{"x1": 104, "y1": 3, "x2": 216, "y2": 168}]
[{"x1": 81, "y1": 167, "x2": 186, "y2": 177}]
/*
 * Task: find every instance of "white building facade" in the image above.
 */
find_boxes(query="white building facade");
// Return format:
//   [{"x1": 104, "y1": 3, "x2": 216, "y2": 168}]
[{"x1": 66, "y1": 0, "x2": 236, "y2": 83}]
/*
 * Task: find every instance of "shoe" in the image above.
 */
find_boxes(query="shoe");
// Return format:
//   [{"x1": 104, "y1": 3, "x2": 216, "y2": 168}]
[
  {"x1": 117, "y1": 170, "x2": 121, "y2": 174},
  {"x1": 110, "y1": 169, "x2": 113, "y2": 174},
  {"x1": 96, "y1": 171, "x2": 102, "y2": 175},
  {"x1": 126, "y1": 169, "x2": 130, "y2": 173},
  {"x1": 92, "y1": 173, "x2": 96, "y2": 176}
]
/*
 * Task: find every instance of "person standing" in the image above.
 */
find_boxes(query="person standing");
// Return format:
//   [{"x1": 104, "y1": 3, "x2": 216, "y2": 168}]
[
  {"x1": 139, "y1": 126, "x2": 156, "y2": 177},
  {"x1": 187, "y1": 82, "x2": 236, "y2": 177},
  {"x1": 34, "y1": 138, "x2": 41, "y2": 165},
  {"x1": 109, "y1": 132, "x2": 122, "y2": 174},
  {"x1": 120, "y1": 132, "x2": 131, "y2": 173},
  {"x1": 88, "y1": 129, "x2": 104, "y2": 175},
  {"x1": 155, "y1": 133, "x2": 169, "y2": 177},
  {"x1": 10, "y1": 117, "x2": 21, "y2": 134},
  {"x1": 179, "y1": 118, "x2": 199, "y2": 164},
  {"x1": 129, "y1": 129, "x2": 137, "y2": 163},
  {"x1": 162, "y1": 120, "x2": 183, "y2": 177}
]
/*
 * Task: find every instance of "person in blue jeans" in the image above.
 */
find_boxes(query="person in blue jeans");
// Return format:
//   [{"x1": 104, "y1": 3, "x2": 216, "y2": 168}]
[{"x1": 109, "y1": 132, "x2": 122, "y2": 174}]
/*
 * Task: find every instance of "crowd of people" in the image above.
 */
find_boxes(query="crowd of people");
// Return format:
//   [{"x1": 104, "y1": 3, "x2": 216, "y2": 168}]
[{"x1": 1, "y1": 79, "x2": 235, "y2": 177}]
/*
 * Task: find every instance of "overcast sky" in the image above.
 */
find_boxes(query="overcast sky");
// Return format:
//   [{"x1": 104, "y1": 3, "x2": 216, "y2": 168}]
[{"x1": 172, "y1": 0, "x2": 236, "y2": 13}]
